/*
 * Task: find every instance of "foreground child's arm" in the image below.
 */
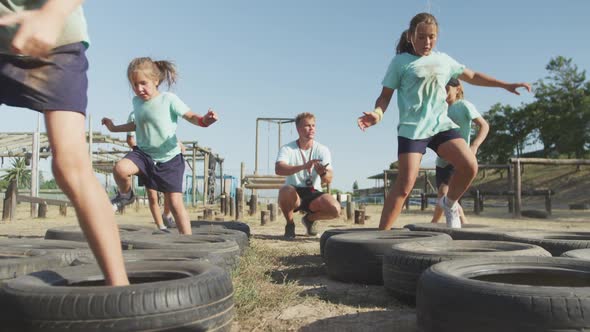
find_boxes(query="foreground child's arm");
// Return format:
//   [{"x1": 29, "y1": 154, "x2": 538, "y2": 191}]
[
  {"x1": 101, "y1": 118, "x2": 136, "y2": 133},
  {"x1": 183, "y1": 108, "x2": 218, "y2": 127},
  {"x1": 357, "y1": 87, "x2": 395, "y2": 131},
  {"x1": 459, "y1": 68, "x2": 531, "y2": 95}
]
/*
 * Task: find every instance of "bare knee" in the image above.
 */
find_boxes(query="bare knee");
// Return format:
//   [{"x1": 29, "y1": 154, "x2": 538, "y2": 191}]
[
  {"x1": 456, "y1": 159, "x2": 478, "y2": 180},
  {"x1": 328, "y1": 201, "x2": 341, "y2": 218},
  {"x1": 278, "y1": 186, "x2": 298, "y2": 210}
]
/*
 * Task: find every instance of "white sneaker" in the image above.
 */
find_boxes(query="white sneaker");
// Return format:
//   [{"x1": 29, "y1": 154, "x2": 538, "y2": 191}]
[
  {"x1": 438, "y1": 196, "x2": 461, "y2": 228},
  {"x1": 162, "y1": 213, "x2": 177, "y2": 228}
]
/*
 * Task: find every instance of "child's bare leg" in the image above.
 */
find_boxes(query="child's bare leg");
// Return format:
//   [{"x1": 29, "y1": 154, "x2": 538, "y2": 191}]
[
  {"x1": 45, "y1": 111, "x2": 128, "y2": 286},
  {"x1": 379, "y1": 153, "x2": 422, "y2": 230},
  {"x1": 437, "y1": 139, "x2": 478, "y2": 202},
  {"x1": 147, "y1": 188, "x2": 164, "y2": 228},
  {"x1": 278, "y1": 185, "x2": 300, "y2": 224},
  {"x1": 167, "y1": 192, "x2": 191, "y2": 234},
  {"x1": 112, "y1": 159, "x2": 137, "y2": 193},
  {"x1": 163, "y1": 193, "x2": 172, "y2": 218}
]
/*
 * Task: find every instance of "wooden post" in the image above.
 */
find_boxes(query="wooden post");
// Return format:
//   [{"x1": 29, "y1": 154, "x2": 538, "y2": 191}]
[
  {"x1": 236, "y1": 187, "x2": 244, "y2": 220},
  {"x1": 59, "y1": 204, "x2": 68, "y2": 217},
  {"x1": 404, "y1": 196, "x2": 410, "y2": 211},
  {"x1": 346, "y1": 195, "x2": 353, "y2": 221},
  {"x1": 215, "y1": 216, "x2": 225, "y2": 221},
  {"x1": 260, "y1": 210, "x2": 269, "y2": 225},
  {"x1": 203, "y1": 153, "x2": 209, "y2": 205},
  {"x1": 354, "y1": 209, "x2": 365, "y2": 225},
  {"x1": 204, "y1": 208, "x2": 213, "y2": 220},
  {"x1": 513, "y1": 159, "x2": 522, "y2": 217},
  {"x1": 38, "y1": 201, "x2": 47, "y2": 218},
  {"x1": 224, "y1": 194, "x2": 231, "y2": 216},
  {"x1": 220, "y1": 193, "x2": 226, "y2": 214},
  {"x1": 268, "y1": 203, "x2": 277, "y2": 222},
  {"x1": 383, "y1": 170, "x2": 389, "y2": 200},
  {"x1": 420, "y1": 193, "x2": 426, "y2": 211},
  {"x1": 474, "y1": 189, "x2": 481, "y2": 215},
  {"x1": 249, "y1": 194, "x2": 257, "y2": 216},
  {"x1": 545, "y1": 190, "x2": 552, "y2": 215},
  {"x1": 230, "y1": 195, "x2": 235, "y2": 217},
  {"x1": 479, "y1": 194, "x2": 484, "y2": 212},
  {"x1": 191, "y1": 143, "x2": 197, "y2": 207},
  {"x1": 336, "y1": 192, "x2": 342, "y2": 204},
  {"x1": 2, "y1": 179, "x2": 17, "y2": 222}
]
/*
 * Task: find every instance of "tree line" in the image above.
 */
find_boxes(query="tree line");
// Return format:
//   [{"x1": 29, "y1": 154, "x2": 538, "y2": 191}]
[{"x1": 478, "y1": 56, "x2": 590, "y2": 164}]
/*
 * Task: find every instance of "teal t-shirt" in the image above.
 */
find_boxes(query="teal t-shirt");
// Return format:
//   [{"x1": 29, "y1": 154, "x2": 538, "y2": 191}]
[
  {"x1": 381, "y1": 51, "x2": 465, "y2": 139},
  {"x1": 128, "y1": 92, "x2": 190, "y2": 163},
  {"x1": 276, "y1": 140, "x2": 332, "y2": 191},
  {"x1": 0, "y1": 1, "x2": 89, "y2": 54},
  {"x1": 435, "y1": 99, "x2": 482, "y2": 168}
]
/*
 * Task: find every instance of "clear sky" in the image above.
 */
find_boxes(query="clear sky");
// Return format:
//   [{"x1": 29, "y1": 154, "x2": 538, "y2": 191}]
[{"x1": 1, "y1": 0, "x2": 589, "y2": 192}]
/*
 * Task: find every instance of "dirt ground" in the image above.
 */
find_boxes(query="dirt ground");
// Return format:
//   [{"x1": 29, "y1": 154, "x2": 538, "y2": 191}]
[{"x1": 1, "y1": 202, "x2": 589, "y2": 331}]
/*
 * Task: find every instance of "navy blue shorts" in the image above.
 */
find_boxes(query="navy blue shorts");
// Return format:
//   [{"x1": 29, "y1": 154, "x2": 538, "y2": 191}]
[
  {"x1": 293, "y1": 186, "x2": 325, "y2": 214},
  {"x1": 436, "y1": 165, "x2": 455, "y2": 188},
  {"x1": 397, "y1": 129, "x2": 462, "y2": 156},
  {"x1": 125, "y1": 148, "x2": 185, "y2": 193},
  {"x1": 0, "y1": 43, "x2": 88, "y2": 114}
]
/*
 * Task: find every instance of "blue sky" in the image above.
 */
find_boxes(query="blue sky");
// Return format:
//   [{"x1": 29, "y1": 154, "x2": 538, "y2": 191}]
[{"x1": 1, "y1": 1, "x2": 589, "y2": 192}]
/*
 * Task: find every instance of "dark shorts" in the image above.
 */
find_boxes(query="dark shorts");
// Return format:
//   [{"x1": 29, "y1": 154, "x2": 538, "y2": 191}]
[
  {"x1": 398, "y1": 129, "x2": 462, "y2": 155},
  {"x1": 0, "y1": 42, "x2": 88, "y2": 114},
  {"x1": 293, "y1": 187, "x2": 326, "y2": 214},
  {"x1": 125, "y1": 148, "x2": 185, "y2": 193},
  {"x1": 436, "y1": 165, "x2": 455, "y2": 188}
]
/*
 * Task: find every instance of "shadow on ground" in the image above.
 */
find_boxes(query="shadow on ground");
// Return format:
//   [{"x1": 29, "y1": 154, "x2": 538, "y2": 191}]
[{"x1": 300, "y1": 309, "x2": 417, "y2": 332}]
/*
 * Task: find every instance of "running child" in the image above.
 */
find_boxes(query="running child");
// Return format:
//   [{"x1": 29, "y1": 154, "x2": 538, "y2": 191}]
[
  {"x1": 431, "y1": 78, "x2": 489, "y2": 225},
  {"x1": 0, "y1": 0, "x2": 129, "y2": 285},
  {"x1": 102, "y1": 57, "x2": 217, "y2": 235},
  {"x1": 357, "y1": 13, "x2": 530, "y2": 229}
]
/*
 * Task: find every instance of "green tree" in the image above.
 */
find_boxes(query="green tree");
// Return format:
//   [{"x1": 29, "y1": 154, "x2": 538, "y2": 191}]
[
  {"x1": 533, "y1": 56, "x2": 589, "y2": 157},
  {"x1": 0, "y1": 157, "x2": 31, "y2": 189},
  {"x1": 41, "y1": 178, "x2": 59, "y2": 189},
  {"x1": 352, "y1": 180, "x2": 359, "y2": 191}
]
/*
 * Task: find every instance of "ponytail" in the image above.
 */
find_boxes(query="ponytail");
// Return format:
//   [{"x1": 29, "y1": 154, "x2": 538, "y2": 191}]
[{"x1": 396, "y1": 30, "x2": 414, "y2": 54}]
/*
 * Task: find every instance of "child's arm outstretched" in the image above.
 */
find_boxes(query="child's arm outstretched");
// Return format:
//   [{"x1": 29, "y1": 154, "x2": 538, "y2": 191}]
[
  {"x1": 101, "y1": 118, "x2": 136, "y2": 133},
  {"x1": 358, "y1": 87, "x2": 395, "y2": 131},
  {"x1": 470, "y1": 117, "x2": 490, "y2": 156},
  {"x1": 459, "y1": 69, "x2": 531, "y2": 95},
  {"x1": 0, "y1": 0, "x2": 83, "y2": 56},
  {"x1": 183, "y1": 108, "x2": 218, "y2": 127}
]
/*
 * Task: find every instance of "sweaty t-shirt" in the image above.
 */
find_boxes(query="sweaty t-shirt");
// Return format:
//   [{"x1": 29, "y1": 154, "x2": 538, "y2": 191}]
[
  {"x1": 128, "y1": 92, "x2": 189, "y2": 163},
  {"x1": 381, "y1": 51, "x2": 465, "y2": 139}
]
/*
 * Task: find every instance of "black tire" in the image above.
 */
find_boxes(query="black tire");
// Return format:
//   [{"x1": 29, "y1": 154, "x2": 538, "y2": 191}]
[
  {"x1": 417, "y1": 256, "x2": 590, "y2": 332},
  {"x1": 383, "y1": 240, "x2": 551, "y2": 304},
  {"x1": 561, "y1": 248, "x2": 590, "y2": 260},
  {"x1": 451, "y1": 227, "x2": 541, "y2": 241},
  {"x1": 191, "y1": 227, "x2": 249, "y2": 254},
  {"x1": 403, "y1": 222, "x2": 489, "y2": 237},
  {"x1": 72, "y1": 249, "x2": 230, "y2": 272},
  {"x1": 191, "y1": 220, "x2": 251, "y2": 237},
  {"x1": 323, "y1": 230, "x2": 451, "y2": 285},
  {"x1": 121, "y1": 234, "x2": 241, "y2": 269},
  {"x1": 45, "y1": 224, "x2": 154, "y2": 242},
  {"x1": 0, "y1": 248, "x2": 90, "y2": 280},
  {"x1": 0, "y1": 238, "x2": 90, "y2": 250},
  {"x1": 319, "y1": 228, "x2": 381, "y2": 259},
  {"x1": 503, "y1": 230, "x2": 590, "y2": 256},
  {"x1": 0, "y1": 261, "x2": 234, "y2": 331}
]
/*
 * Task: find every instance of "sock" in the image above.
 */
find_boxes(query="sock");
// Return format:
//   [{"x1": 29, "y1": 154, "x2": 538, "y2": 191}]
[
  {"x1": 159, "y1": 225, "x2": 168, "y2": 230},
  {"x1": 120, "y1": 191, "x2": 132, "y2": 199},
  {"x1": 445, "y1": 197, "x2": 457, "y2": 208}
]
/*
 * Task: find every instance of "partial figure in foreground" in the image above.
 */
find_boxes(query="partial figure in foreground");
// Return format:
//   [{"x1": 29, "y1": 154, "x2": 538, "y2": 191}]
[
  {"x1": 357, "y1": 12, "x2": 530, "y2": 229},
  {"x1": 0, "y1": 0, "x2": 129, "y2": 285},
  {"x1": 275, "y1": 112, "x2": 341, "y2": 239},
  {"x1": 431, "y1": 78, "x2": 489, "y2": 225},
  {"x1": 102, "y1": 57, "x2": 218, "y2": 235}
]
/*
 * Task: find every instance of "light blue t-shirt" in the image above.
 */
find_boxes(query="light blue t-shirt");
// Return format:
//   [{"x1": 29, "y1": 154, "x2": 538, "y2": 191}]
[
  {"x1": 276, "y1": 140, "x2": 332, "y2": 192},
  {"x1": 436, "y1": 99, "x2": 482, "y2": 168},
  {"x1": 128, "y1": 92, "x2": 190, "y2": 163},
  {"x1": 381, "y1": 51, "x2": 465, "y2": 139},
  {"x1": 0, "y1": 1, "x2": 89, "y2": 54}
]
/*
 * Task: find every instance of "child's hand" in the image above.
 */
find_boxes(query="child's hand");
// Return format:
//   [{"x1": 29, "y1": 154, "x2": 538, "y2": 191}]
[
  {"x1": 357, "y1": 111, "x2": 380, "y2": 131},
  {"x1": 0, "y1": 9, "x2": 66, "y2": 57},
  {"x1": 505, "y1": 82, "x2": 531, "y2": 95},
  {"x1": 101, "y1": 118, "x2": 114, "y2": 131},
  {"x1": 202, "y1": 108, "x2": 218, "y2": 126}
]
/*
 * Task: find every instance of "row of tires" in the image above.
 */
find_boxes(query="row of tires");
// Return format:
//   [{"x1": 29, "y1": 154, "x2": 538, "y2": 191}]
[
  {"x1": 0, "y1": 220, "x2": 251, "y2": 332},
  {"x1": 321, "y1": 223, "x2": 590, "y2": 331}
]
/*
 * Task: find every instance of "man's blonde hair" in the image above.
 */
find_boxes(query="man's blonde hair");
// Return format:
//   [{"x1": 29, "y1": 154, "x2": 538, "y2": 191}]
[{"x1": 295, "y1": 112, "x2": 315, "y2": 127}]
